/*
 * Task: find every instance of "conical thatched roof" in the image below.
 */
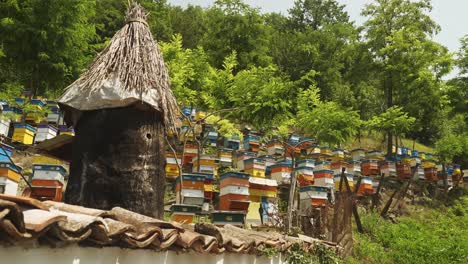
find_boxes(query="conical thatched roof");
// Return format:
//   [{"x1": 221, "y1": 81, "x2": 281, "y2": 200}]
[{"x1": 58, "y1": 3, "x2": 178, "y2": 131}]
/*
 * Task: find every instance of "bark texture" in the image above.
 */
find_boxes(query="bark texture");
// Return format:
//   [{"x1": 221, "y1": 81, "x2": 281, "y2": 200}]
[{"x1": 65, "y1": 106, "x2": 166, "y2": 218}]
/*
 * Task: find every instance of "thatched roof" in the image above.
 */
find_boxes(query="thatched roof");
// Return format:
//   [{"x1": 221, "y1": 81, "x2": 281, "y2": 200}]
[{"x1": 58, "y1": 2, "x2": 178, "y2": 131}]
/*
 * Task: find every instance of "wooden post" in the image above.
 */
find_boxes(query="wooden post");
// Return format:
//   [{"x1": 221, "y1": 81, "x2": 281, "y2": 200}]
[
  {"x1": 287, "y1": 146, "x2": 296, "y2": 233},
  {"x1": 344, "y1": 172, "x2": 363, "y2": 233}
]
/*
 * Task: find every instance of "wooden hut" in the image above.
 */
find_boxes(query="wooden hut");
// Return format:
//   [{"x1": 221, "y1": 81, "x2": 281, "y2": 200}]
[{"x1": 57, "y1": 3, "x2": 178, "y2": 218}]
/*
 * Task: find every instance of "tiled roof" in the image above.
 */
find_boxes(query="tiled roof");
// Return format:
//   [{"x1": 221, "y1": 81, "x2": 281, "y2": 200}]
[{"x1": 0, "y1": 194, "x2": 337, "y2": 254}]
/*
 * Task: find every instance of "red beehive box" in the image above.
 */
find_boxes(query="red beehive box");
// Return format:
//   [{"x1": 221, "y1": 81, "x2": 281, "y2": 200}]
[
  {"x1": 424, "y1": 167, "x2": 438, "y2": 182},
  {"x1": 396, "y1": 163, "x2": 411, "y2": 180},
  {"x1": 361, "y1": 160, "x2": 379, "y2": 176}
]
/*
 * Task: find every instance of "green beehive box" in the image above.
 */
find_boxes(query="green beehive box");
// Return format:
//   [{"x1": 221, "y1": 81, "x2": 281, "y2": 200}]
[{"x1": 212, "y1": 211, "x2": 245, "y2": 226}]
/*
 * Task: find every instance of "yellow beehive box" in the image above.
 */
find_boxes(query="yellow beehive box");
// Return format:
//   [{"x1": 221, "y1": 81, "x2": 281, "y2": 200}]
[
  {"x1": 12, "y1": 124, "x2": 35, "y2": 145},
  {"x1": 249, "y1": 189, "x2": 277, "y2": 198},
  {"x1": 165, "y1": 163, "x2": 180, "y2": 178},
  {"x1": 244, "y1": 168, "x2": 265, "y2": 178},
  {"x1": 33, "y1": 155, "x2": 65, "y2": 165}
]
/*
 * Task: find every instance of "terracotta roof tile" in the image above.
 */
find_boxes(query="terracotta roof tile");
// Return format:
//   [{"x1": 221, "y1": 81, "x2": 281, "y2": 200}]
[{"x1": 0, "y1": 196, "x2": 337, "y2": 254}]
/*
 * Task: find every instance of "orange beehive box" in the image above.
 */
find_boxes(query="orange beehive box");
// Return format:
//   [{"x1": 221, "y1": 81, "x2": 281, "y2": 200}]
[
  {"x1": 424, "y1": 167, "x2": 438, "y2": 181},
  {"x1": 171, "y1": 213, "x2": 195, "y2": 224},
  {"x1": 220, "y1": 177, "x2": 249, "y2": 188},
  {"x1": 219, "y1": 194, "x2": 250, "y2": 211},
  {"x1": 31, "y1": 179, "x2": 64, "y2": 187},
  {"x1": 361, "y1": 160, "x2": 379, "y2": 176},
  {"x1": 298, "y1": 174, "x2": 314, "y2": 187},
  {"x1": 396, "y1": 163, "x2": 411, "y2": 179}
]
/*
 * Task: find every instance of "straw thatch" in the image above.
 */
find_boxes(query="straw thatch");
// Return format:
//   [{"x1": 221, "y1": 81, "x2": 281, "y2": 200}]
[{"x1": 58, "y1": 2, "x2": 178, "y2": 132}]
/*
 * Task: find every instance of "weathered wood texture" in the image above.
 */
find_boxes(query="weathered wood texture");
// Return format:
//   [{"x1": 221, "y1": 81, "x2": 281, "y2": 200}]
[{"x1": 65, "y1": 106, "x2": 166, "y2": 218}]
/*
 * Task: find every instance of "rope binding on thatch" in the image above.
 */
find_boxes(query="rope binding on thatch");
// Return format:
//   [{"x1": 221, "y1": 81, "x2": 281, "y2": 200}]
[{"x1": 58, "y1": 2, "x2": 179, "y2": 132}]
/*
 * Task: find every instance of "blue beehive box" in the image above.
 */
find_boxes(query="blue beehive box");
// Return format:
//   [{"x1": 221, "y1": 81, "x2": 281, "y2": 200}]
[{"x1": 0, "y1": 143, "x2": 14, "y2": 162}]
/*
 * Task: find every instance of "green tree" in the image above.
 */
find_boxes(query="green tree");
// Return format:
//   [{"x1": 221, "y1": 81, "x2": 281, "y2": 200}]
[
  {"x1": 362, "y1": 0, "x2": 453, "y2": 151},
  {"x1": 0, "y1": 0, "x2": 97, "y2": 96},
  {"x1": 202, "y1": 0, "x2": 271, "y2": 70},
  {"x1": 297, "y1": 86, "x2": 361, "y2": 146}
]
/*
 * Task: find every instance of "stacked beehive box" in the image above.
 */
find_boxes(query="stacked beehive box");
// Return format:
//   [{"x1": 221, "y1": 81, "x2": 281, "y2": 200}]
[
  {"x1": 12, "y1": 123, "x2": 36, "y2": 145},
  {"x1": 165, "y1": 153, "x2": 181, "y2": 179},
  {"x1": 25, "y1": 99, "x2": 45, "y2": 124},
  {"x1": 46, "y1": 101, "x2": 63, "y2": 124},
  {"x1": 218, "y1": 148, "x2": 233, "y2": 167},
  {"x1": 267, "y1": 140, "x2": 284, "y2": 156},
  {"x1": 313, "y1": 161, "x2": 333, "y2": 188},
  {"x1": 34, "y1": 124, "x2": 58, "y2": 143},
  {"x1": 236, "y1": 151, "x2": 256, "y2": 171},
  {"x1": 244, "y1": 158, "x2": 266, "y2": 178},
  {"x1": 176, "y1": 173, "x2": 206, "y2": 206},
  {"x1": 192, "y1": 155, "x2": 218, "y2": 177},
  {"x1": 29, "y1": 163, "x2": 66, "y2": 201},
  {"x1": 58, "y1": 125, "x2": 75, "y2": 136},
  {"x1": 269, "y1": 162, "x2": 292, "y2": 183},
  {"x1": 216, "y1": 172, "x2": 250, "y2": 226},
  {"x1": 243, "y1": 134, "x2": 261, "y2": 152},
  {"x1": 0, "y1": 143, "x2": 20, "y2": 196},
  {"x1": 224, "y1": 135, "x2": 241, "y2": 150}
]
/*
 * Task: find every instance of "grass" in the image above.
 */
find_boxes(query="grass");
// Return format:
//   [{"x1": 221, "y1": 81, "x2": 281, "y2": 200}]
[
  {"x1": 344, "y1": 133, "x2": 434, "y2": 154},
  {"x1": 347, "y1": 195, "x2": 468, "y2": 264}
]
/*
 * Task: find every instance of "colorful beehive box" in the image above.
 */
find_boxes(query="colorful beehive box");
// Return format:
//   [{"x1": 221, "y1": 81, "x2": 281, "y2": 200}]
[
  {"x1": 424, "y1": 167, "x2": 438, "y2": 182},
  {"x1": 296, "y1": 159, "x2": 315, "y2": 168},
  {"x1": 195, "y1": 111, "x2": 206, "y2": 120},
  {"x1": 205, "y1": 129, "x2": 218, "y2": 147},
  {"x1": 225, "y1": 135, "x2": 241, "y2": 150},
  {"x1": 332, "y1": 149, "x2": 345, "y2": 162},
  {"x1": 347, "y1": 161, "x2": 362, "y2": 175},
  {"x1": 183, "y1": 143, "x2": 198, "y2": 165},
  {"x1": 314, "y1": 161, "x2": 331, "y2": 171},
  {"x1": 236, "y1": 151, "x2": 256, "y2": 171},
  {"x1": 367, "y1": 150, "x2": 384, "y2": 161},
  {"x1": 361, "y1": 159, "x2": 379, "y2": 176},
  {"x1": 320, "y1": 146, "x2": 332, "y2": 156},
  {"x1": 30, "y1": 164, "x2": 66, "y2": 201},
  {"x1": 32, "y1": 164, "x2": 66, "y2": 185},
  {"x1": 12, "y1": 123, "x2": 36, "y2": 145},
  {"x1": 269, "y1": 163, "x2": 292, "y2": 183},
  {"x1": 165, "y1": 153, "x2": 181, "y2": 179},
  {"x1": 396, "y1": 163, "x2": 411, "y2": 180},
  {"x1": 453, "y1": 164, "x2": 462, "y2": 183},
  {"x1": 288, "y1": 134, "x2": 300, "y2": 145},
  {"x1": 313, "y1": 169, "x2": 334, "y2": 187},
  {"x1": 249, "y1": 177, "x2": 278, "y2": 198},
  {"x1": 331, "y1": 161, "x2": 348, "y2": 175},
  {"x1": 0, "y1": 162, "x2": 21, "y2": 195},
  {"x1": 192, "y1": 155, "x2": 218, "y2": 177},
  {"x1": 46, "y1": 101, "x2": 62, "y2": 124},
  {"x1": 243, "y1": 134, "x2": 261, "y2": 152},
  {"x1": 203, "y1": 173, "x2": 215, "y2": 201},
  {"x1": 0, "y1": 118, "x2": 10, "y2": 137},
  {"x1": 351, "y1": 148, "x2": 366, "y2": 161},
  {"x1": 0, "y1": 143, "x2": 13, "y2": 163},
  {"x1": 299, "y1": 186, "x2": 328, "y2": 208},
  {"x1": 170, "y1": 204, "x2": 201, "y2": 224},
  {"x1": 244, "y1": 158, "x2": 266, "y2": 178},
  {"x1": 258, "y1": 155, "x2": 275, "y2": 167},
  {"x1": 34, "y1": 124, "x2": 58, "y2": 143},
  {"x1": 218, "y1": 148, "x2": 233, "y2": 167},
  {"x1": 176, "y1": 173, "x2": 205, "y2": 191},
  {"x1": 181, "y1": 106, "x2": 195, "y2": 118},
  {"x1": 379, "y1": 161, "x2": 396, "y2": 177},
  {"x1": 219, "y1": 172, "x2": 250, "y2": 211},
  {"x1": 422, "y1": 159, "x2": 436, "y2": 169},
  {"x1": 212, "y1": 211, "x2": 246, "y2": 226},
  {"x1": 416, "y1": 166, "x2": 425, "y2": 181},
  {"x1": 419, "y1": 152, "x2": 426, "y2": 160},
  {"x1": 58, "y1": 125, "x2": 75, "y2": 136},
  {"x1": 356, "y1": 176, "x2": 373, "y2": 196},
  {"x1": 296, "y1": 167, "x2": 314, "y2": 187},
  {"x1": 334, "y1": 173, "x2": 354, "y2": 191},
  {"x1": 267, "y1": 140, "x2": 284, "y2": 156},
  {"x1": 175, "y1": 173, "x2": 206, "y2": 205}
]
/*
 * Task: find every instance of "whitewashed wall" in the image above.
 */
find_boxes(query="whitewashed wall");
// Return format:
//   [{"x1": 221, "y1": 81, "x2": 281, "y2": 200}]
[{"x1": 1, "y1": 246, "x2": 285, "y2": 264}]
